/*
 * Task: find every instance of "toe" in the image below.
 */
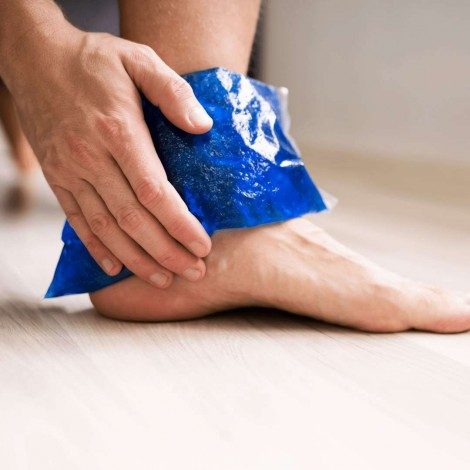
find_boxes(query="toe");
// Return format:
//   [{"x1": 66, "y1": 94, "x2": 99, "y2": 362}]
[{"x1": 415, "y1": 291, "x2": 470, "y2": 334}]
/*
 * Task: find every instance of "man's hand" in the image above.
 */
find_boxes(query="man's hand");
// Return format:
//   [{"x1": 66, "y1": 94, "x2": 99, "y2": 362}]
[{"x1": 1, "y1": 10, "x2": 213, "y2": 288}]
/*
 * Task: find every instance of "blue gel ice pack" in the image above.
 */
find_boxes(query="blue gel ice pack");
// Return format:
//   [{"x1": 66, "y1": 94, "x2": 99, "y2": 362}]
[{"x1": 46, "y1": 67, "x2": 328, "y2": 297}]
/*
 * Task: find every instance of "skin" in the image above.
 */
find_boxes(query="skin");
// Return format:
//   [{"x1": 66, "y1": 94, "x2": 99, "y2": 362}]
[
  {"x1": 90, "y1": 0, "x2": 470, "y2": 333},
  {"x1": 0, "y1": 0, "x2": 214, "y2": 288},
  {"x1": 91, "y1": 219, "x2": 470, "y2": 333},
  {"x1": 1, "y1": 1, "x2": 467, "y2": 332},
  {"x1": 118, "y1": 0, "x2": 262, "y2": 75}
]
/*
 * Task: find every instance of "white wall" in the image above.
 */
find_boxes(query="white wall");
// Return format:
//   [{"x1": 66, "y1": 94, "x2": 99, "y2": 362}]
[{"x1": 262, "y1": 0, "x2": 470, "y2": 163}]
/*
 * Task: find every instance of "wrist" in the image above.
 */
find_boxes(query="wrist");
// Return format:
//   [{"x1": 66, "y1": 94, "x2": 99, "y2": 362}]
[{"x1": 0, "y1": 2, "x2": 76, "y2": 89}]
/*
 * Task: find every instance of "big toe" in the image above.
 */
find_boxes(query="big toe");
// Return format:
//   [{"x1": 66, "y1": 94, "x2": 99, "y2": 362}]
[{"x1": 412, "y1": 288, "x2": 470, "y2": 333}]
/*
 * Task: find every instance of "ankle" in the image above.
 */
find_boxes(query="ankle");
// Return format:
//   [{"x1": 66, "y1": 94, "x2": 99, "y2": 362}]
[{"x1": 203, "y1": 228, "x2": 266, "y2": 306}]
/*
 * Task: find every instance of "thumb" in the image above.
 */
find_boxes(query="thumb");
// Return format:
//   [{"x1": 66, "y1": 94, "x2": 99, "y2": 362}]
[{"x1": 122, "y1": 45, "x2": 213, "y2": 134}]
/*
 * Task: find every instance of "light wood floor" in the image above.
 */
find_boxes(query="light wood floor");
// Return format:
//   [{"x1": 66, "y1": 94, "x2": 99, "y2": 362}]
[{"x1": 1, "y1": 142, "x2": 469, "y2": 469}]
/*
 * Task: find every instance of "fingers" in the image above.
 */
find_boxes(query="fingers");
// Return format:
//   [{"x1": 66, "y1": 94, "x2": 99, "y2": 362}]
[
  {"x1": 116, "y1": 43, "x2": 213, "y2": 262},
  {"x1": 120, "y1": 44, "x2": 213, "y2": 134},
  {"x1": 74, "y1": 171, "x2": 206, "y2": 283},
  {"x1": 69, "y1": 180, "x2": 176, "y2": 288},
  {"x1": 98, "y1": 111, "x2": 212, "y2": 260},
  {"x1": 52, "y1": 186, "x2": 123, "y2": 276}
]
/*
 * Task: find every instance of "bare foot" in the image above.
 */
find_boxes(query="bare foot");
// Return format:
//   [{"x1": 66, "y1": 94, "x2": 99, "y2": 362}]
[{"x1": 90, "y1": 218, "x2": 470, "y2": 333}]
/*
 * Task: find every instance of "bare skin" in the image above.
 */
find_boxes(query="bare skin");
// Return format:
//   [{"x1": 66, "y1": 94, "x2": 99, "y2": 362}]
[
  {"x1": 90, "y1": 0, "x2": 470, "y2": 333},
  {"x1": 118, "y1": 0, "x2": 261, "y2": 75},
  {"x1": 0, "y1": 0, "x2": 213, "y2": 287},
  {"x1": 91, "y1": 218, "x2": 470, "y2": 333}
]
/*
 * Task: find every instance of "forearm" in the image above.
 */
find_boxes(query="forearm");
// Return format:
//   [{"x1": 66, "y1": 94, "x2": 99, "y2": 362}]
[{"x1": 0, "y1": 0, "x2": 71, "y2": 87}]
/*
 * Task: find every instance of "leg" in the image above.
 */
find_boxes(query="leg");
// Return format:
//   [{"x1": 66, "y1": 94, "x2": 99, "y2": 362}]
[
  {"x1": 91, "y1": 0, "x2": 470, "y2": 333},
  {"x1": 0, "y1": 80, "x2": 38, "y2": 212},
  {"x1": 118, "y1": 0, "x2": 261, "y2": 75}
]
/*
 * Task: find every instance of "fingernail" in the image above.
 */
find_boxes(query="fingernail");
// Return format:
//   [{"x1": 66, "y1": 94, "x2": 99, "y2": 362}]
[
  {"x1": 188, "y1": 106, "x2": 213, "y2": 128},
  {"x1": 102, "y1": 258, "x2": 115, "y2": 274},
  {"x1": 189, "y1": 241, "x2": 209, "y2": 258},
  {"x1": 150, "y1": 272, "x2": 169, "y2": 287},
  {"x1": 183, "y1": 267, "x2": 203, "y2": 282}
]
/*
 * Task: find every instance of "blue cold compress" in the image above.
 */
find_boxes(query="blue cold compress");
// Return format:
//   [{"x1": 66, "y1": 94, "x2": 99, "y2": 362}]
[{"x1": 46, "y1": 67, "x2": 328, "y2": 297}]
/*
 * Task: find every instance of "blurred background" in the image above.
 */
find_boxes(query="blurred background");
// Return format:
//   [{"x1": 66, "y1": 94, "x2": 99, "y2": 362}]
[
  {"x1": 261, "y1": 0, "x2": 470, "y2": 165},
  {"x1": 0, "y1": 0, "x2": 469, "y2": 301},
  {"x1": 259, "y1": 0, "x2": 470, "y2": 291}
]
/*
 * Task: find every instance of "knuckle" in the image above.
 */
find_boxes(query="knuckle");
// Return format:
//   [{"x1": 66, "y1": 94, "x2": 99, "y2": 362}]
[
  {"x1": 127, "y1": 254, "x2": 147, "y2": 271},
  {"x1": 126, "y1": 46, "x2": 160, "y2": 84},
  {"x1": 156, "y1": 251, "x2": 179, "y2": 267},
  {"x1": 72, "y1": 183, "x2": 89, "y2": 200},
  {"x1": 133, "y1": 44, "x2": 157, "y2": 64},
  {"x1": 167, "y1": 216, "x2": 189, "y2": 239},
  {"x1": 95, "y1": 32, "x2": 115, "y2": 44},
  {"x1": 89, "y1": 212, "x2": 112, "y2": 236},
  {"x1": 66, "y1": 135, "x2": 94, "y2": 166},
  {"x1": 119, "y1": 140, "x2": 139, "y2": 165},
  {"x1": 140, "y1": 44, "x2": 156, "y2": 56},
  {"x1": 163, "y1": 75, "x2": 193, "y2": 102},
  {"x1": 83, "y1": 235, "x2": 100, "y2": 254},
  {"x1": 80, "y1": 33, "x2": 116, "y2": 66},
  {"x1": 65, "y1": 210, "x2": 82, "y2": 227},
  {"x1": 135, "y1": 178, "x2": 166, "y2": 208},
  {"x1": 95, "y1": 113, "x2": 130, "y2": 142},
  {"x1": 116, "y1": 205, "x2": 142, "y2": 232}
]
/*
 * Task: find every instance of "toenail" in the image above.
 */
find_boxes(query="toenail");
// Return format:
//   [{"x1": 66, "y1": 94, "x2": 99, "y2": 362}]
[
  {"x1": 183, "y1": 267, "x2": 202, "y2": 282},
  {"x1": 150, "y1": 272, "x2": 169, "y2": 287}
]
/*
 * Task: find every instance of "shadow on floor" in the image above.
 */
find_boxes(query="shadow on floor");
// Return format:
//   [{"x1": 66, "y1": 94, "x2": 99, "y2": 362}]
[{"x1": 0, "y1": 295, "x2": 344, "y2": 340}]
